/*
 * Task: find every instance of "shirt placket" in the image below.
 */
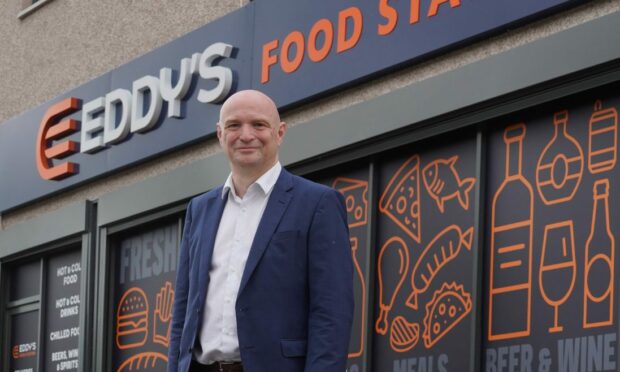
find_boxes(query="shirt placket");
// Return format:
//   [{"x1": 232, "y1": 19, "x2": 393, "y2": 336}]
[{"x1": 222, "y1": 193, "x2": 249, "y2": 343}]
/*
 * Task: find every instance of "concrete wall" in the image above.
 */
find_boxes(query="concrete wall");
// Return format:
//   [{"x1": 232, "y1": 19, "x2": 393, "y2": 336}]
[{"x1": 1, "y1": 0, "x2": 619, "y2": 230}]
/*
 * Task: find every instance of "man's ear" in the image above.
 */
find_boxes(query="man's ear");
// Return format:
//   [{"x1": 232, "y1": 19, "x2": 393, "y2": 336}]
[
  {"x1": 277, "y1": 121, "x2": 287, "y2": 144},
  {"x1": 216, "y1": 123, "x2": 222, "y2": 140}
]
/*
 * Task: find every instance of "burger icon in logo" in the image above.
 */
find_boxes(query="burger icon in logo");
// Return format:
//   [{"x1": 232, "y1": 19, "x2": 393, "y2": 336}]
[{"x1": 116, "y1": 287, "x2": 149, "y2": 349}]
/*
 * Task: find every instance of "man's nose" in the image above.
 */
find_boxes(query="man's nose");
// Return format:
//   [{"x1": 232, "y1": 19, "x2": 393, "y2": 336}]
[{"x1": 239, "y1": 124, "x2": 254, "y2": 141}]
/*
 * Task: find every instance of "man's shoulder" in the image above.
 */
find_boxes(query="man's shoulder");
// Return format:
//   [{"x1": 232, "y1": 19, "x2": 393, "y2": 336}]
[
  {"x1": 188, "y1": 185, "x2": 224, "y2": 207},
  {"x1": 287, "y1": 171, "x2": 334, "y2": 195}
]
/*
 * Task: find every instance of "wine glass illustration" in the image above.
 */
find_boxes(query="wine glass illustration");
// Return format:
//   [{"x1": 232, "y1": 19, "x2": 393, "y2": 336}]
[{"x1": 539, "y1": 220, "x2": 576, "y2": 333}]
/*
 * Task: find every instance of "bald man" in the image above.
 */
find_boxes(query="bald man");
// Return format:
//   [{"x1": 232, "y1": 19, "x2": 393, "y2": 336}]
[{"x1": 168, "y1": 90, "x2": 353, "y2": 372}]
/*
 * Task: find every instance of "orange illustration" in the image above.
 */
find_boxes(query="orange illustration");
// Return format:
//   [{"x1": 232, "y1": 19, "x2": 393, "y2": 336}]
[
  {"x1": 389, "y1": 316, "x2": 420, "y2": 353},
  {"x1": 406, "y1": 225, "x2": 473, "y2": 310},
  {"x1": 539, "y1": 220, "x2": 576, "y2": 333},
  {"x1": 489, "y1": 123, "x2": 533, "y2": 341},
  {"x1": 117, "y1": 351, "x2": 168, "y2": 372},
  {"x1": 153, "y1": 281, "x2": 175, "y2": 347},
  {"x1": 376, "y1": 237, "x2": 410, "y2": 335},
  {"x1": 116, "y1": 287, "x2": 149, "y2": 350},
  {"x1": 379, "y1": 155, "x2": 421, "y2": 243},
  {"x1": 535, "y1": 110, "x2": 584, "y2": 205},
  {"x1": 423, "y1": 282, "x2": 472, "y2": 349},
  {"x1": 584, "y1": 179, "x2": 615, "y2": 328},
  {"x1": 332, "y1": 177, "x2": 368, "y2": 228},
  {"x1": 588, "y1": 100, "x2": 618, "y2": 174},
  {"x1": 348, "y1": 237, "x2": 366, "y2": 358},
  {"x1": 422, "y1": 156, "x2": 475, "y2": 213}
]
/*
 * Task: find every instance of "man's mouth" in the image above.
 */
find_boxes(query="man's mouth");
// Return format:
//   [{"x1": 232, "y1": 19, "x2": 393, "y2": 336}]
[{"x1": 236, "y1": 147, "x2": 258, "y2": 152}]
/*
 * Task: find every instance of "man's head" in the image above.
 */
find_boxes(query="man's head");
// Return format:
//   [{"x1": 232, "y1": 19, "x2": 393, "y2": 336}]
[{"x1": 217, "y1": 90, "x2": 287, "y2": 178}]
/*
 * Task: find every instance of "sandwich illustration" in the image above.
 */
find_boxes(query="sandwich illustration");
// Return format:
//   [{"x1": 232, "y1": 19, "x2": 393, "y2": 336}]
[{"x1": 116, "y1": 287, "x2": 149, "y2": 350}]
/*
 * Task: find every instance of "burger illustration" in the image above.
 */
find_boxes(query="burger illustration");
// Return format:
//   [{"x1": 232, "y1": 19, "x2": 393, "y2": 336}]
[{"x1": 116, "y1": 287, "x2": 149, "y2": 349}]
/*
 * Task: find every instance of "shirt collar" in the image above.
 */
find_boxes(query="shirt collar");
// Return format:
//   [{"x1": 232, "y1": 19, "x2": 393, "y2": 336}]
[{"x1": 221, "y1": 162, "x2": 282, "y2": 199}]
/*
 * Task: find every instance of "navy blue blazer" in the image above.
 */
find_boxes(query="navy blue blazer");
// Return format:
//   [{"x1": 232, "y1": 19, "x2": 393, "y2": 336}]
[{"x1": 168, "y1": 169, "x2": 353, "y2": 372}]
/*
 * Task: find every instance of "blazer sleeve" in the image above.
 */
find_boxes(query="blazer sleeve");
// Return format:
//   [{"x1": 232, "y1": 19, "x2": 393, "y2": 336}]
[
  {"x1": 168, "y1": 199, "x2": 194, "y2": 372},
  {"x1": 305, "y1": 189, "x2": 354, "y2": 372}
]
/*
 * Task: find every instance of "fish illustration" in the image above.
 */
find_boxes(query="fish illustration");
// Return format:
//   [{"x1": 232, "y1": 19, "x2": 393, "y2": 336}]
[{"x1": 423, "y1": 156, "x2": 475, "y2": 213}]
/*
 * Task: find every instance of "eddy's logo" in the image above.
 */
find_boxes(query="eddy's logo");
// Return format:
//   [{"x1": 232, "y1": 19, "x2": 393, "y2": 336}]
[
  {"x1": 36, "y1": 42, "x2": 235, "y2": 181},
  {"x1": 12, "y1": 342, "x2": 37, "y2": 359}
]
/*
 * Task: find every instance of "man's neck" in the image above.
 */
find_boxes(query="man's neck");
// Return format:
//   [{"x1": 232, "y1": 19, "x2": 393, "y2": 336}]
[{"x1": 230, "y1": 162, "x2": 276, "y2": 198}]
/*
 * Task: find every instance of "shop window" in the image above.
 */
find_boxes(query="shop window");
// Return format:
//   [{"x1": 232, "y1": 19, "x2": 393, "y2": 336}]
[
  {"x1": 17, "y1": 0, "x2": 55, "y2": 20},
  {"x1": 3, "y1": 247, "x2": 82, "y2": 372},
  {"x1": 108, "y1": 217, "x2": 182, "y2": 372}
]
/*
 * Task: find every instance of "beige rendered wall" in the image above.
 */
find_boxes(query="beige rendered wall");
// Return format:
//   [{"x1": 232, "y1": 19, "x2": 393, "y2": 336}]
[{"x1": 1, "y1": 0, "x2": 620, "y2": 230}]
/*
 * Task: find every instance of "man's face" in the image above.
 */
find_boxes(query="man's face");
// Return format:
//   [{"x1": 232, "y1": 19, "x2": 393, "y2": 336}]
[{"x1": 217, "y1": 91, "x2": 286, "y2": 174}]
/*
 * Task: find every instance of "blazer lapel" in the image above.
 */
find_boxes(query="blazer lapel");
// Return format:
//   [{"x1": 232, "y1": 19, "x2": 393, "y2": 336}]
[
  {"x1": 197, "y1": 187, "x2": 227, "y2": 304},
  {"x1": 238, "y1": 170, "x2": 294, "y2": 295}
]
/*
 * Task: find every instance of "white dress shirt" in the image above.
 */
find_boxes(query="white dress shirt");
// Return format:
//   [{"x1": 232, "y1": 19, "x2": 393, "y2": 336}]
[{"x1": 195, "y1": 162, "x2": 282, "y2": 364}]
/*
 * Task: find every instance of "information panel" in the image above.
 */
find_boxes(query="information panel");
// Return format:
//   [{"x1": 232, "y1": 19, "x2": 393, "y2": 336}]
[
  {"x1": 45, "y1": 250, "x2": 82, "y2": 372},
  {"x1": 483, "y1": 84, "x2": 620, "y2": 371},
  {"x1": 9, "y1": 311, "x2": 39, "y2": 372},
  {"x1": 317, "y1": 166, "x2": 371, "y2": 372},
  {"x1": 373, "y1": 134, "x2": 477, "y2": 371},
  {"x1": 112, "y1": 222, "x2": 179, "y2": 372}
]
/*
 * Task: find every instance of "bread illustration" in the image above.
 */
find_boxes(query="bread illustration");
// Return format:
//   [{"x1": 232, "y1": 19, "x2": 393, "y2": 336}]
[{"x1": 117, "y1": 352, "x2": 167, "y2": 372}]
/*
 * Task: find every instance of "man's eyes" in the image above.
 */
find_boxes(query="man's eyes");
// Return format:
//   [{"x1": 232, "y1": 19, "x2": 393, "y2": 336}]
[{"x1": 225, "y1": 122, "x2": 269, "y2": 130}]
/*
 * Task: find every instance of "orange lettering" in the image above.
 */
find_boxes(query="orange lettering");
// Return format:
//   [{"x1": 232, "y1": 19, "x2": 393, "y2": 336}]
[
  {"x1": 428, "y1": 0, "x2": 461, "y2": 17},
  {"x1": 261, "y1": 39, "x2": 279, "y2": 84},
  {"x1": 36, "y1": 97, "x2": 81, "y2": 181},
  {"x1": 308, "y1": 18, "x2": 334, "y2": 63},
  {"x1": 410, "y1": 0, "x2": 420, "y2": 24},
  {"x1": 378, "y1": 0, "x2": 397, "y2": 36},
  {"x1": 280, "y1": 31, "x2": 304, "y2": 74},
  {"x1": 337, "y1": 6, "x2": 363, "y2": 53}
]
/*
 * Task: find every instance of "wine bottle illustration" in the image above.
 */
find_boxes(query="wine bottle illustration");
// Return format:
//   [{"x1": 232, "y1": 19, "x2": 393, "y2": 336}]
[
  {"x1": 489, "y1": 123, "x2": 533, "y2": 341},
  {"x1": 536, "y1": 110, "x2": 584, "y2": 205},
  {"x1": 349, "y1": 237, "x2": 366, "y2": 358},
  {"x1": 583, "y1": 179, "x2": 615, "y2": 328}
]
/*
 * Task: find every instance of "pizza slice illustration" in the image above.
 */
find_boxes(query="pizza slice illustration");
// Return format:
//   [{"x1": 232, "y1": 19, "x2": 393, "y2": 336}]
[{"x1": 379, "y1": 155, "x2": 421, "y2": 243}]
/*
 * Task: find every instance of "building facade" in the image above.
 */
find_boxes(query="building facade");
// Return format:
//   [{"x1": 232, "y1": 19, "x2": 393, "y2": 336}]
[{"x1": 2, "y1": 1, "x2": 620, "y2": 371}]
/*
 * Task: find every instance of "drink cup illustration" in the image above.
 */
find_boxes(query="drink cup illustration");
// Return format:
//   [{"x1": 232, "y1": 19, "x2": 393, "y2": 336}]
[{"x1": 588, "y1": 100, "x2": 618, "y2": 174}]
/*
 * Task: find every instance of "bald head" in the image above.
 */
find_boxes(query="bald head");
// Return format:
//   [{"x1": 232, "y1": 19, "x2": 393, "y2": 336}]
[
  {"x1": 219, "y1": 90, "x2": 281, "y2": 126},
  {"x1": 216, "y1": 89, "x2": 287, "y2": 185}
]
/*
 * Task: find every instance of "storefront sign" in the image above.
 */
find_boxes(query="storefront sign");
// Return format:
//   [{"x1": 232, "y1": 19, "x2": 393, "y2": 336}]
[
  {"x1": 0, "y1": 0, "x2": 583, "y2": 212},
  {"x1": 252, "y1": 0, "x2": 586, "y2": 108}
]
